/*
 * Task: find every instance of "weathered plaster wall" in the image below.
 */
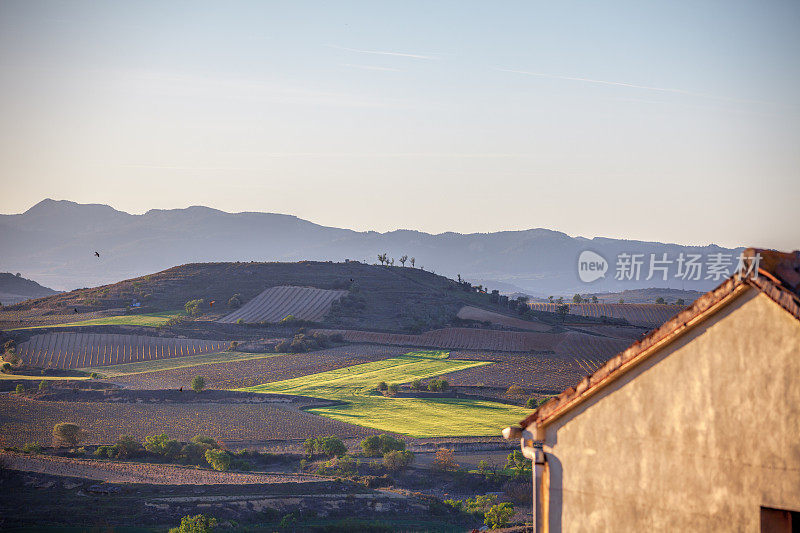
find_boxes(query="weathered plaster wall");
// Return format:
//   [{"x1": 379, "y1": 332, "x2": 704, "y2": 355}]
[{"x1": 536, "y1": 289, "x2": 800, "y2": 532}]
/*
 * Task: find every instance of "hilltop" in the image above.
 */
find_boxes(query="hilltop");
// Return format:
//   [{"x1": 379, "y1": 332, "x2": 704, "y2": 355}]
[
  {"x1": 0, "y1": 272, "x2": 59, "y2": 306},
  {"x1": 6, "y1": 261, "x2": 515, "y2": 332},
  {"x1": 0, "y1": 199, "x2": 743, "y2": 294}
]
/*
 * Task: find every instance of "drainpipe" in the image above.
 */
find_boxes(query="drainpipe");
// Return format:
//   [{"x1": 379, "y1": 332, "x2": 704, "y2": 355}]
[{"x1": 502, "y1": 426, "x2": 545, "y2": 532}]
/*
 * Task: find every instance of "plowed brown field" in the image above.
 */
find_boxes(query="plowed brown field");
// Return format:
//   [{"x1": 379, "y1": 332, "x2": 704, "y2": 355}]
[
  {"x1": 528, "y1": 302, "x2": 683, "y2": 327},
  {"x1": 456, "y1": 306, "x2": 551, "y2": 331}
]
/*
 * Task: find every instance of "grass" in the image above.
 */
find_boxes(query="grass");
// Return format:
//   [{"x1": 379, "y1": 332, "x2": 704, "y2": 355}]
[
  {"x1": 79, "y1": 350, "x2": 283, "y2": 378},
  {"x1": 238, "y1": 350, "x2": 530, "y2": 438},
  {"x1": 9, "y1": 310, "x2": 185, "y2": 330}
]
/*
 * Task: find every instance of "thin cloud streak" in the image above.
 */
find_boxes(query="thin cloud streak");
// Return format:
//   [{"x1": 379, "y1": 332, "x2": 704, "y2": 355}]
[
  {"x1": 496, "y1": 67, "x2": 771, "y2": 105},
  {"x1": 326, "y1": 44, "x2": 436, "y2": 60},
  {"x1": 341, "y1": 63, "x2": 403, "y2": 72}
]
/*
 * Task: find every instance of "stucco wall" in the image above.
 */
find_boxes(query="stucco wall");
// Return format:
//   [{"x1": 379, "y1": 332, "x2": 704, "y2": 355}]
[{"x1": 535, "y1": 289, "x2": 800, "y2": 532}]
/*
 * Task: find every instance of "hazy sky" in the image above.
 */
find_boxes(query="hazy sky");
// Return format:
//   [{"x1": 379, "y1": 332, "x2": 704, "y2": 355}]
[{"x1": 1, "y1": 1, "x2": 798, "y2": 249}]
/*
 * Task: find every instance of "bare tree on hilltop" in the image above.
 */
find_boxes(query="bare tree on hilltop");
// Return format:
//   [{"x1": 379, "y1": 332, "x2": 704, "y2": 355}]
[{"x1": 399, "y1": 255, "x2": 408, "y2": 267}]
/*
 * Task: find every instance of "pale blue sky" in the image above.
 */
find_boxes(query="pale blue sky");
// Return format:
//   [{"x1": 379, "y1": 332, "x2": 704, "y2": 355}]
[{"x1": 1, "y1": 1, "x2": 798, "y2": 249}]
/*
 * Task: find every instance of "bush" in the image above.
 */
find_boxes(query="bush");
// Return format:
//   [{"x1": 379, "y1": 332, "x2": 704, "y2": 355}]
[
  {"x1": 410, "y1": 379, "x2": 423, "y2": 390},
  {"x1": 90, "y1": 372, "x2": 98, "y2": 379},
  {"x1": 387, "y1": 383, "x2": 399, "y2": 395},
  {"x1": 227, "y1": 294, "x2": 242, "y2": 308},
  {"x1": 383, "y1": 450, "x2": 414, "y2": 472},
  {"x1": 228, "y1": 341, "x2": 238, "y2": 351},
  {"x1": 427, "y1": 378, "x2": 449, "y2": 392},
  {"x1": 360, "y1": 434, "x2": 406, "y2": 456},
  {"x1": 280, "y1": 314, "x2": 297, "y2": 323},
  {"x1": 377, "y1": 381, "x2": 388, "y2": 391},
  {"x1": 38, "y1": 380, "x2": 48, "y2": 391},
  {"x1": 525, "y1": 395, "x2": 555, "y2": 409},
  {"x1": 432, "y1": 448, "x2": 459, "y2": 471},
  {"x1": 22, "y1": 442, "x2": 43, "y2": 454},
  {"x1": 144, "y1": 434, "x2": 182, "y2": 459},
  {"x1": 235, "y1": 318, "x2": 244, "y2": 324},
  {"x1": 303, "y1": 435, "x2": 346, "y2": 457},
  {"x1": 168, "y1": 514, "x2": 217, "y2": 533},
  {"x1": 15, "y1": 384, "x2": 24, "y2": 395},
  {"x1": 205, "y1": 449, "x2": 232, "y2": 471},
  {"x1": 191, "y1": 376, "x2": 206, "y2": 392},
  {"x1": 315, "y1": 454, "x2": 357, "y2": 477},
  {"x1": 484, "y1": 502, "x2": 515, "y2": 529},
  {"x1": 109, "y1": 435, "x2": 144, "y2": 459},
  {"x1": 1, "y1": 362, "x2": 11, "y2": 373},
  {"x1": 504, "y1": 384, "x2": 526, "y2": 401},
  {"x1": 52, "y1": 423, "x2": 81, "y2": 447},
  {"x1": 184, "y1": 299, "x2": 205, "y2": 317},
  {"x1": 180, "y1": 436, "x2": 220, "y2": 465}
]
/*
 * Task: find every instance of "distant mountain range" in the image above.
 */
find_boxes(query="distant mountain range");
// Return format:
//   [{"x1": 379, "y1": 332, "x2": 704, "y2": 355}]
[
  {"x1": 0, "y1": 271, "x2": 60, "y2": 306},
  {"x1": 1, "y1": 199, "x2": 746, "y2": 294}
]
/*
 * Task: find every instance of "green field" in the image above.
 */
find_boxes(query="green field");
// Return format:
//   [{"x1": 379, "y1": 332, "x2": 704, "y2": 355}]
[
  {"x1": 11, "y1": 310, "x2": 184, "y2": 330},
  {"x1": 80, "y1": 351, "x2": 282, "y2": 378},
  {"x1": 238, "y1": 350, "x2": 529, "y2": 437}
]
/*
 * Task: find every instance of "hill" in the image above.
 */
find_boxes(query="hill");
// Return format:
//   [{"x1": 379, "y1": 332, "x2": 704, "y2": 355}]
[
  {"x1": 5, "y1": 261, "x2": 512, "y2": 332},
  {"x1": 1, "y1": 199, "x2": 743, "y2": 294},
  {"x1": 0, "y1": 272, "x2": 59, "y2": 306}
]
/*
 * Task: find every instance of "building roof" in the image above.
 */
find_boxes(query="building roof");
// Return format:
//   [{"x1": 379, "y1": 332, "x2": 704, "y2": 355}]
[{"x1": 518, "y1": 248, "x2": 800, "y2": 431}]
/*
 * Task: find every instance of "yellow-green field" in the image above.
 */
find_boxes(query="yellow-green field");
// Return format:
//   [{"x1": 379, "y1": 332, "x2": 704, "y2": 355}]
[
  {"x1": 10, "y1": 310, "x2": 184, "y2": 330},
  {"x1": 80, "y1": 351, "x2": 282, "y2": 378},
  {"x1": 238, "y1": 350, "x2": 529, "y2": 437}
]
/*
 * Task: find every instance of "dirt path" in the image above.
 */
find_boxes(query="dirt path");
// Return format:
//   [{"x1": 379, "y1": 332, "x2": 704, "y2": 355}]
[{"x1": 0, "y1": 451, "x2": 320, "y2": 485}]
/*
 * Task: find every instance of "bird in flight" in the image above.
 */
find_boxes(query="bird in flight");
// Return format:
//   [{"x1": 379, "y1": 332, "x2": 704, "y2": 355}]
[{"x1": 94, "y1": 251, "x2": 100, "y2": 258}]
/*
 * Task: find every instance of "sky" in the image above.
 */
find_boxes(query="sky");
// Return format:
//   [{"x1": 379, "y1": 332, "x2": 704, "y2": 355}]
[{"x1": 1, "y1": 0, "x2": 798, "y2": 250}]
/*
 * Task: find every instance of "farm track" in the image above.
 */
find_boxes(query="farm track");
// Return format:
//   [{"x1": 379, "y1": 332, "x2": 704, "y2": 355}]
[
  {"x1": 528, "y1": 302, "x2": 684, "y2": 327},
  {"x1": 0, "y1": 451, "x2": 321, "y2": 485},
  {"x1": 111, "y1": 344, "x2": 407, "y2": 391},
  {"x1": 16, "y1": 332, "x2": 226, "y2": 369},
  {"x1": 0, "y1": 395, "x2": 376, "y2": 448},
  {"x1": 219, "y1": 286, "x2": 347, "y2": 323}
]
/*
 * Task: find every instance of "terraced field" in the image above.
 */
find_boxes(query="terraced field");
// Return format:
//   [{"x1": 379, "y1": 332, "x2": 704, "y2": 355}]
[
  {"x1": 16, "y1": 333, "x2": 227, "y2": 369},
  {"x1": 456, "y1": 306, "x2": 550, "y2": 331},
  {"x1": 528, "y1": 302, "x2": 684, "y2": 327},
  {"x1": 7, "y1": 310, "x2": 184, "y2": 330},
  {"x1": 313, "y1": 327, "x2": 629, "y2": 359},
  {"x1": 112, "y1": 345, "x2": 407, "y2": 390},
  {"x1": 219, "y1": 286, "x2": 348, "y2": 323},
  {"x1": 0, "y1": 395, "x2": 375, "y2": 448},
  {"x1": 240, "y1": 350, "x2": 530, "y2": 437}
]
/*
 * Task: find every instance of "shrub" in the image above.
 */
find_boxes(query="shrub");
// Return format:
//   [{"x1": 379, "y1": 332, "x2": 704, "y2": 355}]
[
  {"x1": 316, "y1": 454, "x2": 358, "y2": 477},
  {"x1": 410, "y1": 379, "x2": 423, "y2": 390},
  {"x1": 387, "y1": 383, "x2": 399, "y2": 395},
  {"x1": 1, "y1": 362, "x2": 11, "y2": 373},
  {"x1": 110, "y1": 435, "x2": 145, "y2": 459},
  {"x1": 377, "y1": 381, "x2": 388, "y2": 391},
  {"x1": 360, "y1": 434, "x2": 406, "y2": 456},
  {"x1": 168, "y1": 514, "x2": 217, "y2": 533},
  {"x1": 280, "y1": 314, "x2": 297, "y2": 323},
  {"x1": 432, "y1": 448, "x2": 459, "y2": 471},
  {"x1": 143, "y1": 434, "x2": 182, "y2": 459},
  {"x1": 427, "y1": 378, "x2": 449, "y2": 392},
  {"x1": 15, "y1": 384, "x2": 24, "y2": 395},
  {"x1": 505, "y1": 450, "x2": 532, "y2": 479},
  {"x1": 228, "y1": 341, "x2": 238, "y2": 351},
  {"x1": 303, "y1": 435, "x2": 346, "y2": 457},
  {"x1": 525, "y1": 395, "x2": 555, "y2": 409},
  {"x1": 205, "y1": 449, "x2": 232, "y2": 471},
  {"x1": 504, "y1": 384, "x2": 526, "y2": 400},
  {"x1": 484, "y1": 502, "x2": 515, "y2": 529},
  {"x1": 383, "y1": 450, "x2": 414, "y2": 472},
  {"x1": 38, "y1": 380, "x2": 48, "y2": 391},
  {"x1": 22, "y1": 442, "x2": 43, "y2": 454},
  {"x1": 191, "y1": 376, "x2": 206, "y2": 392},
  {"x1": 180, "y1": 436, "x2": 220, "y2": 465},
  {"x1": 275, "y1": 340, "x2": 290, "y2": 352},
  {"x1": 90, "y1": 372, "x2": 98, "y2": 379},
  {"x1": 227, "y1": 294, "x2": 242, "y2": 308},
  {"x1": 52, "y1": 423, "x2": 81, "y2": 447},
  {"x1": 235, "y1": 318, "x2": 244, "y2": 325},
  {"x1": 184, "y1": 299, "x2": 204, "y2": 317}
]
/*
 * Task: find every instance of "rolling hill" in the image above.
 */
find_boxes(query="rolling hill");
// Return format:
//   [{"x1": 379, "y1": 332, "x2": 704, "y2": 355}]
[{"x1": 0, "y1": 272, "x2": 60, "y2": 306}]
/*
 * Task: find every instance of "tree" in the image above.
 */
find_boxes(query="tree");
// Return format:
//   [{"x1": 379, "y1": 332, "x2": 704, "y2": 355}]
[
  {"x1": 1, "y1": 362, "x2": 11, "y2": 374},
  {"x1": 548, "y1": 295, "x2": 554, "y2": 303},
  {"x1": 205, "y1": 449, "x2": 232, "y2": 471},
  {"x1": 504, "y1": 384, "x2": 526, "y2": 401},
  {"x1": 591, "y1": 295, "x2": 598, "y2": 303},
  {"x1": 505, "y1": 449, "x2": 532, "y2": 478},
  {"x1": 361, "y1": 434, "x2": 406, "y2": 456},
  {"x1": 184, "y1": 299, "x2": 204, "y2": 317},
  {"x1": 53, "y1": 423, "x2": 81, "y2": 447},
  {"x1": 655, "y1": 297, "x2": 666, "y2": 304},
  {"x1": 556, "y1": 304, "x2": 569, "y2": 319},
  {"x1": 377, "y1": 381, "x2": 388, "y2": 391},
  {"x1": 303, "y1": 435, "x2": 346, "y2": 457},
  {"x1": 191, "y1": 376, "x2": 206, "y2": 393},
  {"x1": 555, "y1": 297, "x2": 564, "y2": 305},
  {"x1": 168, "y1": 514, "x2": 217, "y2": 533},
  {"x1": 15, "y1": 384, "x2": 24, "y2": 395},
  {"x1": 484, "y1": 503, "x2": 515, "y2": 529},
  {"x1": 377, "y1": 253, "x2": 388, "y2": 266},
  {"x1": 432, "y1": 448, "x2": 459, "y2": 471},
  {"x1": 383, "y1": 450, "x2": 414, "y2": 472},
  {"x1": 676, "y1": 298, "x2": 685, "y2": 306},
  {"x1": 399, "y1": 255, "x2": 408, "y2": 267},
  {"x1": 410, "y1": 257, "x2": 415, "y2": 268},
  {"x1": 573, "y1": 293, "x2": 583, "y2": 303},
  {"x1": 619, "y1": 298, "x2": 624, "y2": 304}
]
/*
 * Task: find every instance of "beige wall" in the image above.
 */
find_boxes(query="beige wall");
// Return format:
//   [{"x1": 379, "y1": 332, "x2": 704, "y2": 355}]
[{"x1": 533, "y1": 288, "x2": 800, "y2": 532}]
